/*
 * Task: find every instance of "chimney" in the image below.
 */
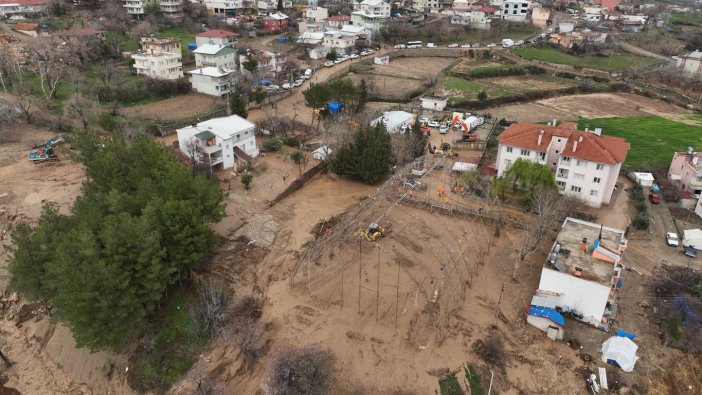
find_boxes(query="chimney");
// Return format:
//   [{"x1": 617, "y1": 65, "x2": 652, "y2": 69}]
[
  {"x1": 537, "y1": 129, "x2": 544, "y2": 146},
  {"x1": 573, "y1": 140, "x2": 578, "y2": 152},
  {"x1": 579, "y1": 135, "x2": 583, "y2": 143},
  {"x1": 585, "y1": 126, "x2": 589, "y2": 133},
  {"x1": 593, "y1": 126, "x2": 602, "y2": 136},
  {"x1": 553, "y1": 118, "x2": 557, "y2": 126}
]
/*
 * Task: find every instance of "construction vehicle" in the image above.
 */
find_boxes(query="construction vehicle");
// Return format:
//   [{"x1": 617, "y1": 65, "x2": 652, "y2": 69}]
[
  {"x1": 354, "y1": 223, "x2": 386, "y2": 241},
  {"x1": 28, "y1": 134, "x2": 64, "y2": 163}
]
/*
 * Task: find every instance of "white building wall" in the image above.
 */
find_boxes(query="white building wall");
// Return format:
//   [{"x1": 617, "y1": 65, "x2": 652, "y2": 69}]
[
  {"x1": 495, "y1": 145, "x2": 546, "y2": 176},
  {"x1": 132, "y1": 54, "x2": 184, "y2": 80},
  {"x1": 194, "y1": 51, "x2": 237, "y2": 68},
  {"x1": 501, "y1": 0, "x2": 529, "y2": 22},
  {"x1": 555, "y1": 157, "x2": 616, "y2": 207},
  {"x1": 538, "y1": 268, "x2": 611, "y2": 326},
  {"x1": 190, "y1": 74, "x2": 232, "y2": 96}
]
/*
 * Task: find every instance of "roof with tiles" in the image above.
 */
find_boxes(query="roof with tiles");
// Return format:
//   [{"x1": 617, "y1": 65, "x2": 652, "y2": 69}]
[{"x1": 498, "y1": 122, "x2": 630, "y2": 165}]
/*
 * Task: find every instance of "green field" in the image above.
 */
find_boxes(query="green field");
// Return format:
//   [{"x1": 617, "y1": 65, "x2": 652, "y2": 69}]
[
  {"x1": 576, "y1": 116, "x2": 702, "y2": 168},
  {"x1": 442, "y1": 75, "x2": 506, "y2": 99},
  {"x1": 512, "y1": 46, "x2": 658, "y2": 71},
  {"x1": 159, "y1": 27, "x2": 196, "y2": 55}
]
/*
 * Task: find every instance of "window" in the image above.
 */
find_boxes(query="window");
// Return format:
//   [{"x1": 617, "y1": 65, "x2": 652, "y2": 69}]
[
  {"x1": 576, "y1": 160, "x2": 585, "y2": 167},
  {"x1": 596, "y1": 164, "x2": 604, "y2": 170},
  {"x1": 570, "y1": 186, "x2": 582, "y2": 193},
  {"x1": 504, "y1": 159, "x2": 512, "y2": 168},
  {"x1": 557, "y1": 181, "x2": 566, "y2": 189},
  {"x1": 590, "y1": 189, "x2": 598, "y2": 197},
  {"x1": 539, "y1": 152, "x2": 546, "y2": 160},
  {"x1": 520, "y1": 149, "x2": 530, "y2": 156},
  {"x1": 697, "y1": 175, "x2": 702, "y2": 182},
  {"x1": 557, "y1": 138, "x2": 562, "y2": 143},
  {"x1": 506, "y1": 147, "x2": 513, "y2": 153},
  {"x1": 557, "y1": 168, "x2": 569, "y2": 178},
  {"x1": 574, "y1": 173, "x2": 585, "y2": 181},
  {"x1": 593, "y1": 177, "x2": 601, "y2": 184}
]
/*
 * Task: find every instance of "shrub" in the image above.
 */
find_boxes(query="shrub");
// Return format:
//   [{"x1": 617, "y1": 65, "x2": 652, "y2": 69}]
[
  {"x1": 472, "y1": 336, "x2": 505, "y2": 367},
  {"x1": 232, "y1": 317, "x2": 265, "y2": 368},
  {"x1": 634, "y1": 200, "x2": 647, "y2": 213},
  {"x1": 263, "y1": 344, "x2": 336, "y2": 395},
  {"x1": 263, "y1": 138, "x2": 284, "y2": 152},
  {"x1": 632, "y1": 212, "x2": 650, "y2": 230},
  {"x1": 283, "y1": 136, "x2": 299, "y2": 147},
  {"x1": 241, "y1": 173, "x2": 253, "y2": 189},
  {"x1": 439, "y1": 375, "x2": 463, "y2": 395},
  {"x1": 465, "y1": 364, "x2": 484, "y2": 395}
]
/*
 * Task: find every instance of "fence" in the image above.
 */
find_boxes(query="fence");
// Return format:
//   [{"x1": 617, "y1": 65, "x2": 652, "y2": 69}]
[{"x1": 266, "y1": 161, "x2": 329, "y2": 207}]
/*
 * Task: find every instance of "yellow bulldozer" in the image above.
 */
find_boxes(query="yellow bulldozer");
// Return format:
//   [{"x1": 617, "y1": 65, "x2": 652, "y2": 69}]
[{"x1": 354, "y1": 223, "x2": 386, "y2": 242}]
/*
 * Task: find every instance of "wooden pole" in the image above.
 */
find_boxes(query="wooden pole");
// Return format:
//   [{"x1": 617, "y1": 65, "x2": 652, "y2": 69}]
[
  {"x1": 0, "y1": 350, "x2": 11, "y2": 368},
  {"x1": 358, "y1": 239, "x2": 362, "y2": 316},
  {"x1": 395, "y1": 259, "x2": 400, "y2": 329},
  {"x1": 376, "y1": 246, "x2": 380, "y2": 321},
  {"x1": 341, "y1": 253, "x2": 344, "y2": 309}
]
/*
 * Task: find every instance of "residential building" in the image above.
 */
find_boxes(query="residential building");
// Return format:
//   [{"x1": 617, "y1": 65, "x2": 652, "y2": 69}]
[
  {"x1": 177, "y1": 115, "x2": 260, "y2": 171},
  {"x1": 304, "y1": 6, "x2": 328, "y2": 22},
  {"x1": 426, "y1": 0, "x2": 452, "y2": 11},
  {"x1": 351, "y1": 0, "x2": 390, "y2": 32},
  {"x1": 188, "y1": 67, "x2": 235, "y2": 97},
  {"x1": 323, "y1": 29, "x2": 357, "y2": 55},
  {"x1": 0, "y1": 0, "x2": 46, "y2": 17},
  {"x1": 667, "y1": 150, "x2": 702, "y2": 196},
  {"x1": 526, "y1": 301, "x2": 565, "y2": 340},
  {"x1": 676, "y1": 50, "x2": 702, "y2": 78},
  {"x1": 496, "y1": 122, "x2": 630, "y2": 207},
  {"x1": 239, "y1": 50, "x2": 288, "y2": 74},
  {"x1": 550, "y1": 30, "x2": 607, "y2": 49},
  {"x1": 538, "y1": 217, "x2": 627, "y2": 330},
  {"x1": 131, "y1": 37, "x2": 183, "y2": 80},
  {"x1": 299, "y1": 20, "x2": 325, "y2": 33},
  {"x1": 370, "y1": 111, "x2": 415, "y2": 134},
  {"x1": 469, "y1": 7, "x2": 496, "y2": 29},
  {"x1": 531, "y1": 7, "x2": 549, "y2": 26},
  {"x1": 195, "y1": 29, "x2": 239, "y2": 47},
  {"x1": 261, "y1": 12, "x2": 289, "y2": 32},
  {"x1": 12, "y1": 22, "x2": 46, "y2": 36},
  {"x1": 257, "y1": 0, "x2": 291, "y2": 9},
  {"x1": 420, "y1": 96, "x2": 448, "y2": 111},
  {"x1": 193, "y1": 44, "x2": 237, "y2": 69},
  {"x1": 325, "y1": 14, "x2": 351, "y2": 29},
  {"x1": 412, "y1": 0, "x2": 427, "y2": 11},
  {"x1": 122, "y1": 0, "x2": 182, "y2": 17},
  {"x1": 597, "y1": 0, "x2": 618, "y2": 12},
  {"x1": 201, "y1": 0, "x2": 242, "y2": 17},
  {"x1": 501, "y1": 0, "x2": 529, "y2": 22}
]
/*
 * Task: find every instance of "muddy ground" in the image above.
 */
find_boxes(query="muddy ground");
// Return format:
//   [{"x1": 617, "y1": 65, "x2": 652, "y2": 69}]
[{"x1": 119, "y1": 93, "x2": 226, "y2": 121}]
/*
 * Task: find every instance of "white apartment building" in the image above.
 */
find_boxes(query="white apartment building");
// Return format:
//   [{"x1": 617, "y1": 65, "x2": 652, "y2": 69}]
[
  {"x1": 323, "y1": 30, "x2": 357, "y2": 55},
  {"x1": 195, "y1": 29, "x2": 239, "y2": 47},
  {"x1": 351, "y1": 0, "x2": 390, "y2": 32},
  {"x1": 177, "y1": 115, "x2": 260, "y2": 171},
  {"x1": 304, "y1": 6, "x2": 328, "y2": 22},
  {"x1": 496, "y1": 122, "x2": 630, "y2": 207},
  {"x1": 131, "y1": 37, "x2": 183, "y2": 80},
  {"x1": 257, "y1": 0, "x2": 291, "y2": 9},
  {"x1": 0, "y1": 0, "x2": 47, "y2": 17},
  {"x1": 501, "y1": 0, "x2": 529, "y2": 22},
  {"x1": 122, "y1": 0, "x2": 182, "y2": 17},
  {"x1": 188, "y1": 67, "x2": 235, "y2": 97},
  {"x1": 201, "y1": 0, "x2": 242, "y2": 16},
  {"x1": 193, "y1": 44, "x2": 237, "y2": 69}
]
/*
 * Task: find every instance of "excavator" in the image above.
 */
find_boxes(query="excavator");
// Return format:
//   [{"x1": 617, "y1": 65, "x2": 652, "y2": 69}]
[
  {"x1": 28, "y1": 134, "x2": 64, "y2": 164},
  {"x1": 354, "y1": 223, "x2": 386, "y2": 242}
]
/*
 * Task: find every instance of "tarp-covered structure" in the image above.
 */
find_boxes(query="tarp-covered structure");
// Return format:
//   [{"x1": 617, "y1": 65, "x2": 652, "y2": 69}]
[
  {"x1": 601, "y1": 336, "x2": 638, "y2": 372},
  {"x1": 683, "y1": 228, "x2": 702, "y2": 250}
]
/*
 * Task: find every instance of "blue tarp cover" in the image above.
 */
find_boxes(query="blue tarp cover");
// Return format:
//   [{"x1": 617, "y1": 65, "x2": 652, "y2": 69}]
[
  {"x1": 528, "y1": 305, "x2": 566, "y2": 327},
  {"x1": 616, "y1": 329, "x2": 636, "y2": 340}
]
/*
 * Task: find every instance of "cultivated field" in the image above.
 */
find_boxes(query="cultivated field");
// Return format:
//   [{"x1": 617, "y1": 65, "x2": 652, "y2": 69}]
[
  {"x1": 372, "y1": 56, "x2": 457, "y2": 79},
  {"x1": 439, "y1": 74, "x2": 578, "y2": 100},
  {"x1": 512, "y1": 46, "x2": 659, "y2": 71},
  {"x1": 450, "y1": 59, "x2": 505, "y2": 73},
  {"x1": 577, "y1": 115, "x2": 702, "y2": 168},
  {"x1": 119, "y1": 93, "x2": 225, "y2": 121}
]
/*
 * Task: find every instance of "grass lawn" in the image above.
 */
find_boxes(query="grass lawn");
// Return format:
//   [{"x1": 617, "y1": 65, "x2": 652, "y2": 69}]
[
  {"x1": 413, "y1": 24, "x2": 540, "y2": 45},
  {"x1": 159, "y1": 27, "x2": 196, "y2": 55},
  {"x1": 576, "y1": 116, "x2": 702, "y2": 168},
  {"x1": 442, "y1": 75, "x2": 506, "y2": 99},
  {"x1": 512, "y1": 46, "x2": 658, "y2": 71}
]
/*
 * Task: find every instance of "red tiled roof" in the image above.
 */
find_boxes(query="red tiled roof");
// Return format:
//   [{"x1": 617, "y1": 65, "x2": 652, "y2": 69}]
[
  {"x1": 14, "y1": 23, "x2": 38, "y2": 31},
  {"x1": 54, "y1": 28, "x2": 104, "y2": 36},
  {"x1": 498, "y1": 122, "x2": 630, "y2": 165},
  {"x1": 196, "y1": 29, "x2": 239, "y2": 38},
  {"x1": 326, "y1": 15, "x2": 351, "y2": 21}
]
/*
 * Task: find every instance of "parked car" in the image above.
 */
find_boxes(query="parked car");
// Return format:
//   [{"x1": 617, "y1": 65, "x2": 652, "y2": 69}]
[
  {"x1": 515, "y1": 40, "x2": 525, "y2": 45},
  {"x1": 282, "y1": 83, "x2": 291, "y2": 90},
  {"x1": 394, "y1": 44, "x2": 406, "y2": 49},
  {"x1": 324, "y1": 61, "x2": 334, "y2": 67},
  {"x1": 349, "y1": 53, "x2": 359, "y2": 59},
  {"x1": 266, "y1": 85, "x2": 280, "y2": 93},
  {"x1": 427, "y1": 120, "x2": 440, "y2": 128},
  {"x1": 648, "y1": 193, "x2": 661, "y2": 204},
  {"x1": 461, "y1": 43, "x2": 472, "y2": 48},
  {"x1": 499, "y1": 118, "x2": 517, "y2": 126},
  {"x1": 463, "y1": 135, "x2": 479, "y2": 142},
  {"x1": 427, "y1": 43, "x2": 437, "y2": 48},
  {"x1": 448, "y1": 43, "x2": 459, "y2": 48},
  {"x1": 439, "y1": 125, "x2": 448, "y2": 134},
  {"x1": 666, "y1": 232, "x2": 679, "y2": 247},
  {"x1": 419, "y1": 117, "x2": 430, "y2": 124},
  {"x1": 366, "y1": 49, "x2": 375, "y2": 54},
  {"x1": 304, "y1": 68, "x2": 313, "y2": 79},
  {"x1": 486, "y1": 43, "x2": 496, "y2": 48},
  {"x1": 292, "y1": 79, "x2": 304, "y2": 87},
  {"x1": 472, "y1": 43, "x2": 480, "y2": 48},
  {"x1": 476, "y1": 117, "x2": 485, "y2": 126},
  {"x1": 333, "y1": 58, "x2": 343, "y2": 64}
]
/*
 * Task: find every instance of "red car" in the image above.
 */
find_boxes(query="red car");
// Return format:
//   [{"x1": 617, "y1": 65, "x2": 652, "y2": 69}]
[{"x1": 648, "y1": 193, "x2": 661, "y2": 204}]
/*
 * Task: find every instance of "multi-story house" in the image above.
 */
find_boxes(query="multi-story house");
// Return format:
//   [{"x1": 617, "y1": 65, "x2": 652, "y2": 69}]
[
  {"x1": 304, "y1": 5, "x2": 328, "y2": 22},
  {"x1": 668, "y1": 150, "x2": 702, "y2": 196},
  {"x1": 122, "y1": 0, "x2": 182, "y2": 17},
  {"x1": 177, "y1": 115, "x2": 260, "y2": 171},
  {"x1": 531, "y1": 6, "x2": 549, "y2": 26},
  {"x1": 188, "y1": 67, "x2": 236, "y2": 97},
  {"x1": 0, "y1": 0, "x2": 46, "y2": 17},
  {"x1": 325, "y1": 14, "x2": 351, "y2": 29},
  {"x1": 131, "y1": 37, "x2": 183, "y2": 80},
  {"x1": 323, "y1": 30, "x2": 357, "y2": 55},
  {"x1": 261, "y1": 12, "x2": 289, "y2": 32},
  {"x1": 195, "y1": 29, "x2": 239, "y2": 47},
  {"x1": 193, "y1": 44, "x2": 238, "y2": 69},
  {"x1": 201, "y1": 0, "x2": 242, "y2": 17},
  {"x1": 496, "y1": 122, "x2": 630, "y2": 208},
  {"x1": 501, "y1": 0, "x2": 530, "y2": 22},
  {"x1": 257, "y1": 0, "x2": 291, "y2": 9},
  {"x1": 351, "y1": 0, "x2": 390, "y2": 32}
]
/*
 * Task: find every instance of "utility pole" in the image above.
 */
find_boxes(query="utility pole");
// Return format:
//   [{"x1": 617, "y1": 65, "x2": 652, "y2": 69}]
[
  {"x1": 358, "y1": 239, "x2": 362, "y2": 315},
  {"x1": 494, "y1": 282, "x2": 506, "y2": 328},
  {"x1": 376, "y1": 246, "x2": 380, "y2": 321},
  {"x1": 0, "y1": 350, "x2": 11, "y2": 368}
]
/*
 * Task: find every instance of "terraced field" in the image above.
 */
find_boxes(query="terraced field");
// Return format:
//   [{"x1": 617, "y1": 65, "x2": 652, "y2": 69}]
[{"x1": 576, "y1": 115, "x2": 702, "y2": 168}]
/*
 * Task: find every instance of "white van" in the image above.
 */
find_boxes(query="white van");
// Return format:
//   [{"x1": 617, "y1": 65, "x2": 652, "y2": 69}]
[
  {"x1": 304, "y1": 68, "x2": 313, "y2": 79},
  {"x1": 501, "y1": 39, "x2": 514, "y2": 48},
  {"x1": 426, "y1": 43, "x2": 437, "y2": 48}
]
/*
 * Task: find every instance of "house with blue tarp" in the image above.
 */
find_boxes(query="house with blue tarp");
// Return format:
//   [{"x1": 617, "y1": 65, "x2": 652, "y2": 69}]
[{"x1": 526, "y1": 296, "x2": 566, "y2": 340}]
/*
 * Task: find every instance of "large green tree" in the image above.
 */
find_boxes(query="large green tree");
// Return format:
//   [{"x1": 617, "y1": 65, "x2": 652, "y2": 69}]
[
  {"x1": 302, "y1": 78, "x2": 361, "y2": 112},
  {"x1": 6, "y1": 134, "x2": 224, "y2": 351},
  {"x1": 229, "y1": 90, "x2": 248, "y2": 118},
  {"x1": 502, "y1": 158, "x2": 557, "y2": 193},
  {"x1": 331, "y1": 123, "x2": 391, "y2": 184}
]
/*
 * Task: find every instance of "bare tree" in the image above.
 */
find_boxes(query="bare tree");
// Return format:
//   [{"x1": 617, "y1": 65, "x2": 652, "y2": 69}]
[
  {"x1": 14, "y1": 86, "x2": 35, "y2": 124},
  {"x1": 189, "y1": 277, "x2": 232, "y2": 339},
  {"x1": 231, "y1": 317, "x2": 266, "y2": 368},
  {"x1": 64, "y1": 93, "x2": 97, "y2": 128},
  {"x1": 26, "y1": 39, "x2": 75, "y2": 103},
  {"x1": 263, "y1": 344, "x2": 336, "y2": 395}
]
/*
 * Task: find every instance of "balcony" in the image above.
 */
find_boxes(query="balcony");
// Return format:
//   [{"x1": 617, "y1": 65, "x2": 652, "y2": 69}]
[{"x1": 556, "y1": 168, "x2": 569, "y2": 179}]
